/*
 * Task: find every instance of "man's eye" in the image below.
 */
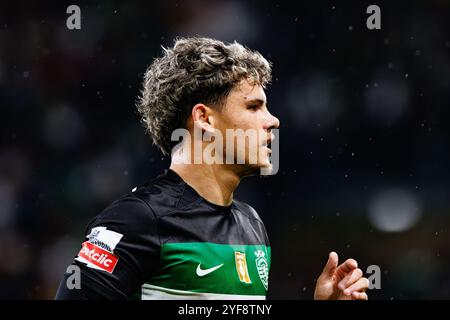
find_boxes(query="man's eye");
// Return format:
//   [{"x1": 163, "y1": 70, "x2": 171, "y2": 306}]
[{"x1": 247, "y1": 105, "x2": 259, "y2": 110}]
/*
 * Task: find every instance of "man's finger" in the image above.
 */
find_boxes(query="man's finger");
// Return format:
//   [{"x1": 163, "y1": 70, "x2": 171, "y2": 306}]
[
  {"x1": 343, "y1": 277, "x2": 370, "y2": 296},
  {"x1": 335, "y1": 258, "x2": 358, "y2": 279},
  {"x1": 321, "y1": 252, "x2": 339, "y2": 277},
  {"x1": 338, "y1": 268, "x2": 363, "y2": 291},
  {"x1": 351, "y1": 291, "x2": 368, "y2": 300}
]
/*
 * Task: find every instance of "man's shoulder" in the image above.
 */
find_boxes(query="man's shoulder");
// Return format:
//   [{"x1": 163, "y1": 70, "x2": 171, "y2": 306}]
[
  {"x1": 233, "y1": 199, "x2": 264, "y2": 224},
  {"x1": 123, "y1": 171, "x2": 187, "y2": 217},
  {"x1": 95, "y1": 171, "x2": 185, "y2": 223}
]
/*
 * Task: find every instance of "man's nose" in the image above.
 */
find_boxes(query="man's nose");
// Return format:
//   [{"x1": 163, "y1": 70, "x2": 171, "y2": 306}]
[{"x1": 265, "y1": 111, "x2": 280, "y2": 130}]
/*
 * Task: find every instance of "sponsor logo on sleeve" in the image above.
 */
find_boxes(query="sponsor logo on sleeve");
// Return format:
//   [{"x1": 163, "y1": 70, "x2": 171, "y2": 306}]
[
  {"x1": 78, "y1": 241, "x2": 118, "y2": 273},
  {"x1": 75, "y1": 227, "x2": 123, "y2": 273}
]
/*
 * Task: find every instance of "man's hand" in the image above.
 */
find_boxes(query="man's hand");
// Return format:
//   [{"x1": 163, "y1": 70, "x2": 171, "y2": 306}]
[{"x1": 314, "y1": 251, "x2": 369, "y2": 300}]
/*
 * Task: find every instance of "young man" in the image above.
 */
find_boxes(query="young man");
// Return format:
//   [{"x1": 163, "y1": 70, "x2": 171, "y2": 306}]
[{"x1": 56, "y1": 37, "x2": 369, "y2": 300}]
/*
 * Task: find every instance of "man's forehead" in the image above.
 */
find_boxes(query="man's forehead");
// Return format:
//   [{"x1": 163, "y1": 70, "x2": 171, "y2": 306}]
[{"x1": 233, "y1": 80, "x2": 267, "y2": 103}]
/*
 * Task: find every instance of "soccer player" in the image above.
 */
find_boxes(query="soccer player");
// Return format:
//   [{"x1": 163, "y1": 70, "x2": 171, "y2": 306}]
[{"x1": 55, "y1": 37, "x2": 369, "y2": 300}]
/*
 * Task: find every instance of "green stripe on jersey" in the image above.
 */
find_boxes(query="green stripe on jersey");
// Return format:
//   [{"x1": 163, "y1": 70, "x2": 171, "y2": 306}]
[{"x1": 145, "y1": 242, "x2": 271, "y2": 297}]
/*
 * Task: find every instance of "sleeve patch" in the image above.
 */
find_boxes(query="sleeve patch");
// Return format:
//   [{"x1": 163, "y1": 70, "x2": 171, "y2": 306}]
[{"x1": 75, "y1": 227, "x2": 124, "y2": 273}]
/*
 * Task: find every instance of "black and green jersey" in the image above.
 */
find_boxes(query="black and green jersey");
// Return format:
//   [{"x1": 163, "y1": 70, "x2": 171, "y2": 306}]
[{"x1": 56, "y1": 169, "x2": 271, "y2": 300}]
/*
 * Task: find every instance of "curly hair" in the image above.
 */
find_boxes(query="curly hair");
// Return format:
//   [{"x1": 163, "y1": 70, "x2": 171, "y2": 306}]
[{"x1": 136, "y1": 37, "x2": 272, "y2": 155}]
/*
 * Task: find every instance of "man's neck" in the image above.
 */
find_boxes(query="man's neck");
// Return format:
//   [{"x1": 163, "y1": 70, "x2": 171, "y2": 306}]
[{"x1": 169, "y1": 163, "x2": 241, "y2": 206}]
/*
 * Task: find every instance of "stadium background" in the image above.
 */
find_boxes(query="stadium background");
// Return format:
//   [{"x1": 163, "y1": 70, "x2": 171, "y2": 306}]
[{"x1": 1, "y1": 0, "x2": 450, "y2": 299}]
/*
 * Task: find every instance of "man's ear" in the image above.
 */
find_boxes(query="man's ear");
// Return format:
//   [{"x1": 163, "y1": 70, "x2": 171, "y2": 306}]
[{"x1": 192, "y1": 103, "x2": 215, "y2": 133}]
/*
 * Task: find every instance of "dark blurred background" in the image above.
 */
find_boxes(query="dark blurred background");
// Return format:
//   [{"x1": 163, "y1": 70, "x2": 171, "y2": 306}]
[{"x1": 1, "y1": 0, "x2": 450, "y2": 299}]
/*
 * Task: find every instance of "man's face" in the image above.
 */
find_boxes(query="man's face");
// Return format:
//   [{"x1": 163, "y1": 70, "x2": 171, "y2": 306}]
[{"x1": 212, "y1": 79, "x2": 280, "y2": 173}]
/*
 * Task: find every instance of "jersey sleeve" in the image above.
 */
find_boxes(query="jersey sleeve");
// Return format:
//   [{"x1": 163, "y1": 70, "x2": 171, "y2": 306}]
[{"x1": 55, "y1": 194, "x2": 160, "y2": 300}]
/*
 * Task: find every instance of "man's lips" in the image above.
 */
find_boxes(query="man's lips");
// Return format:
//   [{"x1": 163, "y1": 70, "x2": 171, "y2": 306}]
[
  {"x1": 261, "y1": 142, "x2": 272, "y2": 155},
  {"x1": 261, "y1": 138, "x2": 272, "y2": 149},
  {"x1": 261, "y1": 133, "x2": 274, "y2": 154}
]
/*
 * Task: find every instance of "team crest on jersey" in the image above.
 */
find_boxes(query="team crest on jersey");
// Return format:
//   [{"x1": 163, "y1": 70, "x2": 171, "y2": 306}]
[
  {"x1": 234, "y1": 252, "x2": 251, "y2": 284},
  {"x1": 254, "y1": 250, "x2": 269, "y2": 290}
]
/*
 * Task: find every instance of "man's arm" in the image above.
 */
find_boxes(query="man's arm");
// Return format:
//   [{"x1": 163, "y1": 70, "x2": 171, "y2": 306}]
[{"x1": 55, "y1": 195, "x2": 160, "y2": 300}]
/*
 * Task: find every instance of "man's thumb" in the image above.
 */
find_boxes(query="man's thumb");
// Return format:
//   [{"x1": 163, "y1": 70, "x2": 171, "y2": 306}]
[{"x1": 322, "y1": 251, "x2": 338, "y2": 277}]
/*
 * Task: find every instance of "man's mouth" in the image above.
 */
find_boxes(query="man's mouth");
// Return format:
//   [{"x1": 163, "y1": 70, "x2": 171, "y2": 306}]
[
  {"x1": 261, "y1": 141, "x2": 272, "y2": 154},
  {"x1": 260, "y1": 133, "x2": 274, "y2": 156}
]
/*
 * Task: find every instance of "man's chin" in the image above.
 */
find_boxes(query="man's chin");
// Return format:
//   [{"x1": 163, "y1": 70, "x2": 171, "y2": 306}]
[
  {"x1": 247, "y1": 160, "x2": 273, "y2": 176},
  {"x1": 258, "y1": 162, "x2": 274, "y2": 176}
]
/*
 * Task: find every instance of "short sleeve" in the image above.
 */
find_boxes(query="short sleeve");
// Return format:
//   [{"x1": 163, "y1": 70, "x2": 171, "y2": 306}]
[{"x1": 55, "y1": 195, "x2": 160, "y2": 299}]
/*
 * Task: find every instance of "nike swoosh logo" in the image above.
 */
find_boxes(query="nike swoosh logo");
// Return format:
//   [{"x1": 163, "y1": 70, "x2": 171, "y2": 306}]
[{"x1": 196, "y1": 263, "x2": 224, "y2": 277}]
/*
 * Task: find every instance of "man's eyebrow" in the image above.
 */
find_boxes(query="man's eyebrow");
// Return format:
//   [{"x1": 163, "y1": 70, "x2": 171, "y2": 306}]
[{"x1": 244, "y1": 98, "x2": 266, "y2": 105}]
